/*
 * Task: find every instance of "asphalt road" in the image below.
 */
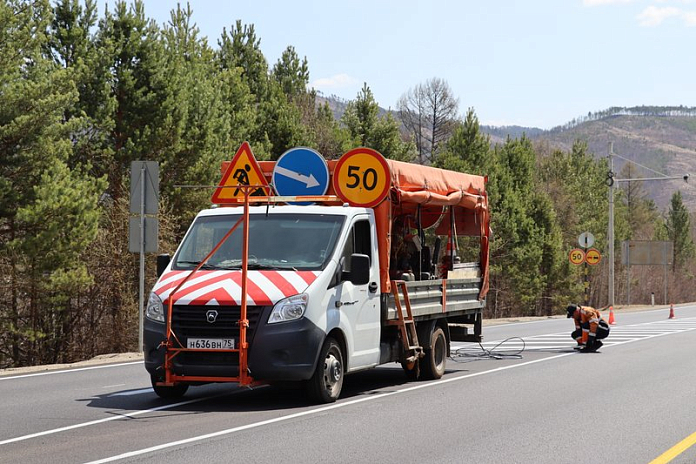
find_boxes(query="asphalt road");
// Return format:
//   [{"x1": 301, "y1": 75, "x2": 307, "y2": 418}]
[{"x1": 2, "y1": 305, "x2": 695, "y2": 464}]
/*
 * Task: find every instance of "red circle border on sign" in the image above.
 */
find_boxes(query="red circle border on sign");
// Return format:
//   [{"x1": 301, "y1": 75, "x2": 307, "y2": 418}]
[
  {"x1": 568, "y1": 248, "x2": 585, "y2": 265},
  {"x1": 585, "y1": 248, "x2": 601, "y2": 265},
  {"x1": 332, "y1": 147, "x2": 391, "y2": 208}
]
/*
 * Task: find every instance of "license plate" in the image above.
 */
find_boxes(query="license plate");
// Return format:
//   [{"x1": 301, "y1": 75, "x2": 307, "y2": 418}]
[{"x1": 186, "y1": 338, "x2": 235, "y2": 350}]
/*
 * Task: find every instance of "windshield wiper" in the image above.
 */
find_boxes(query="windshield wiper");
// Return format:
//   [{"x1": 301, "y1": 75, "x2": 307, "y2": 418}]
[
  {"x1": 176, "y1": 260, "x2": 219, "y2": 270},
  {"x1": 246, "y1": 263, "x2": 297, "y2": 271},
  {"x1": 178, "y1": 260, "x2": 297, "y2": 271}
]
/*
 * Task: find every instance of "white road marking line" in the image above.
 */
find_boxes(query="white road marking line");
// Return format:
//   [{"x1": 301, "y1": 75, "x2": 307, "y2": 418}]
[
  {"x1": 0, "y1": 390, "x2": 237, "y2": 446},
  {"x1": 102, "y1": 384, "x2": 127, "y2": 389},
  {"x1": 108, "y1": 388, "x2": 153, "y2": 397},
  {"x1": 0, "y1": 362, "x2": 143, "y2": 381}
]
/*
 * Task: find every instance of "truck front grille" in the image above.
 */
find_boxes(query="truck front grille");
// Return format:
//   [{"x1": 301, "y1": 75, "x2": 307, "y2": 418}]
[
  {"x1": 170, "y1": 305, "x2": 266, "y2": 375},
  {"x1": 171, "y1": 305, "x2": 265, "y2": 340}
]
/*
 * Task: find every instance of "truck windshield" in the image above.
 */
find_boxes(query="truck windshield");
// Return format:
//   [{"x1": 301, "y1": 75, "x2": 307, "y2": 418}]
[{"x1": 173, "y1": 213, "x2": 345, "y2": 271}]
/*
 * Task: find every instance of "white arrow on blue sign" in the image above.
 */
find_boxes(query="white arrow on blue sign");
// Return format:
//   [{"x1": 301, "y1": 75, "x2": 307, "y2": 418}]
[{"x1": 272, "y1": 147, "x2": 329, "y2": 204}]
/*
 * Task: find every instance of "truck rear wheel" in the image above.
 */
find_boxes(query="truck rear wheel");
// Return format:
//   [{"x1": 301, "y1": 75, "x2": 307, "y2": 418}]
[
  {"x1": 420, "y1": 326, "x2": 447, "y2": 380},
  {"x1": 151, "y1": 375, "x2": 189, "y2": 400},
  {"x1": 306, "y1": 337, "x2": 344, "y2": 403}
]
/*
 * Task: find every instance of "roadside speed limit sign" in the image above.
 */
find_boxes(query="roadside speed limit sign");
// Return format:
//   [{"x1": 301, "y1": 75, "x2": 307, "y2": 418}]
[{"x1": 569, "y1": 248, "x2": 585, "y2": 265}]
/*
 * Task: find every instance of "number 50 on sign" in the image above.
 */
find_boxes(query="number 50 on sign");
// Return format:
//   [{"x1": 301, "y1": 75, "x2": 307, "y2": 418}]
[
  {"x1": 569, "y1": 248, "x2": 585, "y2": 265},
  {"x1": 333, "y1": 148, "x2": 391, "y2": 207}
]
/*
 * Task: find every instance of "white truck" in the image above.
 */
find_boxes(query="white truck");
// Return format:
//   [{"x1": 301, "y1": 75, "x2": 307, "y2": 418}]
[{"x1": 143, "y1": 147, "x2": 490, "y2": 403}]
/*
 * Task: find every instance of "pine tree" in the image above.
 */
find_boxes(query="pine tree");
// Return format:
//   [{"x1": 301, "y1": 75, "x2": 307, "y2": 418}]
[
  {"x1": 217, "y1": 20, "x2": 268, "y2": 100},
  {"x1": 487, "y1": 136, "x2": 547, "y2": 315},
  {"x1": 663, "y1": 191, "x2": 695, "y2": 271},
  {"x1": 434, "y1": 108, "x2": 491, "y2": 175},
  {"x1": 0, "y1": 0, "x2": 105, "y2": 366},
  {"x1": 342, "y1": 83, "x2": 414, "y2": 161},
  {"x1": 271, "y1": 45, "x2": 309, "y2": 100},
  {"x1": 618, "y1": 162, "x2": 659, "y2": 240}
]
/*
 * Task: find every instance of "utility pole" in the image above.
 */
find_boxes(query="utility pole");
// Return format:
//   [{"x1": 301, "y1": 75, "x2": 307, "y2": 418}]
[{"x1": 608, "y1": 143, "x2": 615, "y2": 307}]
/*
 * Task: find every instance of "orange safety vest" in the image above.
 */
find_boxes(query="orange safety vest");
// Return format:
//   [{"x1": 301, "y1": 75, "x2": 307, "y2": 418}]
[{"x1": 572, "y1": 305, "x2": 604, "y2": 344}]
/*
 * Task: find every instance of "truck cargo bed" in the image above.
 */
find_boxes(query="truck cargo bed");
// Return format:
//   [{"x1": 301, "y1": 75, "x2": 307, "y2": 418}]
[{"x1": 384, "y1": 278, "x2": 484, "y2": 320}]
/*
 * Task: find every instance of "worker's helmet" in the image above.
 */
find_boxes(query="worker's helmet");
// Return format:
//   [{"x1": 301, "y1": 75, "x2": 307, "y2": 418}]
[{"x1": 566, "y1": 304, "x2": 578, "y2": 318}]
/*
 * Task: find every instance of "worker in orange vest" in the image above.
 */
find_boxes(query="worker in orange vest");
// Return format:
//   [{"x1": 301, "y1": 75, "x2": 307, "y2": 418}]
[{"x1": 567, "y1": 304, "x2": 610, "y2": 352}]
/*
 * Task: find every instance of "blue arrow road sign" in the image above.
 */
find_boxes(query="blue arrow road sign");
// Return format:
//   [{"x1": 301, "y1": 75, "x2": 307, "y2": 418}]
[{"x1": 272, "y1": 147, "x2": 329, "y2": 204}]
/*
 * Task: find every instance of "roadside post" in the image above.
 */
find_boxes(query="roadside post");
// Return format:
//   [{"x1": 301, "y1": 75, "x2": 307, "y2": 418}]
[
  {"x1": 578, "y1": 232, "x2": 595, "y2": 305},
  {"x1": 129, "y1": 161, "x2": 159, "y2": 352}
]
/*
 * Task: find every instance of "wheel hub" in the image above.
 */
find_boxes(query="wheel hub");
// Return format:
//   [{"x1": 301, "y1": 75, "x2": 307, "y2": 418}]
[{"x1": 324, "y1": 353, "x2": 342, "y2": 390}]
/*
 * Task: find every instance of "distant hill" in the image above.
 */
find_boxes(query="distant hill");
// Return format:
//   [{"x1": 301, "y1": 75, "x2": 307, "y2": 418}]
[
  {"x1": 481, "y1": 107, "x2": 696, "y2": 210},
  {"x1": 533, "y1": 107, "x2": 696, "y2": 210}
]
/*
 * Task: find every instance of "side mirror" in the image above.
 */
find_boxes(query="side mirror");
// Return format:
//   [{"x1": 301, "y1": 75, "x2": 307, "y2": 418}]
[
  {"x1": 346, "y1": 253, "x2": 370, "y2": 286},
  {"x1": 157, "y1": 254, "x2": 171, "y2": 277}
]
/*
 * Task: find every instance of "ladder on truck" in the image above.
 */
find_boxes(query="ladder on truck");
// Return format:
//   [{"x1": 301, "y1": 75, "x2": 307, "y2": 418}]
[{"x1": 387, "y1": 280, "x2": 423, "y2": 367}]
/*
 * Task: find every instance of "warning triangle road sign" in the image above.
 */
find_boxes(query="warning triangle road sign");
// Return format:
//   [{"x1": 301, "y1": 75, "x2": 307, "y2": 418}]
[{"x1": 212, "y1": 142, "x2": 272, "y2": 203}]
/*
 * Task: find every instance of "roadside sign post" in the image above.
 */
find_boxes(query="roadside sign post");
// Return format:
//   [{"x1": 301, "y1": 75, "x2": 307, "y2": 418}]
[
  {"x1": 130, "y1": 161, "x2": 159, "y2": 352},
  {"x1": 576, "y1": 232, "x2": 596, "y2": 305},
  {"x1": 621, "y1": 240, "x2": 672, "y2": 305}
]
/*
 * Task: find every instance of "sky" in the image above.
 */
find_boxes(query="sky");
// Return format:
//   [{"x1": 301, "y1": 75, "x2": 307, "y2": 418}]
[{"x1": 123, "y1": 0, "x2": 696, "y2": 129}]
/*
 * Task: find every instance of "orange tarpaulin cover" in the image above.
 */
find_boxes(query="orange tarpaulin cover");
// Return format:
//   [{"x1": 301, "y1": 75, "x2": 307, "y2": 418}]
[
  {"x1": 386, "y1": 159, "x2": 486, "y2": 210},
  {"x1": 225, "y1": 158, "x2": 490, "y2": 299},
  {"x1": 384, "y1": 160, "x2": 489, "y2": 299}
]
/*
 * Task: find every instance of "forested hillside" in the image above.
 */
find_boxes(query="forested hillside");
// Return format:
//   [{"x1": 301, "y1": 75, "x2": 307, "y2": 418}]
[
  {"x1": 481, "y1": 106, "x2": 696, "y2": 209},
  {"x1": 1, "y1": 0, "x2": 694, "y2": 368}
]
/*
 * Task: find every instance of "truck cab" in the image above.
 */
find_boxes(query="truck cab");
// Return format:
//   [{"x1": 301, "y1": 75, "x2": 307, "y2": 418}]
[{"x1": 144, "y1": 205, "x2": 382, "y2": 401}]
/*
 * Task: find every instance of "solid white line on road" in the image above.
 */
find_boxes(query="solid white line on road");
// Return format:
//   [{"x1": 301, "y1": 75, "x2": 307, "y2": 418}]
[
  {"x1": 102, "y1": 384, "x2": 126, "y2": 389},
  {"x1": 84, "y1": 352, "x2": 577, "y2": 464},
  {"x1": 108, "y1": 388, "x2": 153, "y2": 397},
  {"x1": 0, "y1": 390, "x2": 239, "y2": 446},
  {"x1": 0, "y1": 362, "x2": 143, "y2": 381}
]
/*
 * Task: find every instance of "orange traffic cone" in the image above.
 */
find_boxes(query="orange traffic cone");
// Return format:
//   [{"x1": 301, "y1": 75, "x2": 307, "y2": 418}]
[
  {"x1": 608, "y1": 306, "x2": 615, "y2": 325},
  {"x1": 668, "y1": 304, "x2": 675, "y2": 319}
]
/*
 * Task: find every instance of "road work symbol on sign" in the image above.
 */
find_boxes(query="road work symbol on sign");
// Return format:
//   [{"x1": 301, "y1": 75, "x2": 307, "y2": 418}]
[
  {"x1": 333, "y1": 147, "x2": 390, "y2": 207},
  {"x1": 585, "y1": 248, "x2": 601, "y2": 265},
  {"x1": 212, "y1": 141, "x2": 271, "y2": 203},
  {"x1": 569, "y1": 248, "x2": 585, "y2": 265}
]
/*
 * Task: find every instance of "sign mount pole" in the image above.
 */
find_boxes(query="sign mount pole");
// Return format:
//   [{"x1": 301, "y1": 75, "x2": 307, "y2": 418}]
[{"x1": 139, "y1": 166, "x2": 145, "y2": 352}]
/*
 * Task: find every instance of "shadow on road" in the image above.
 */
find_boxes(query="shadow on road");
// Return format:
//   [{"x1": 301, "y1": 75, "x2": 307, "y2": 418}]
[{"x1": 78, "y1": 365, "x2": 437, "y2": 414}]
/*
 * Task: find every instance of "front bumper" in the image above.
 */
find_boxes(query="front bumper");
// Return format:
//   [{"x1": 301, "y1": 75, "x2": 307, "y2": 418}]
[{"x1": 143, "y1": 307, "x2": 324, "y2": 382}]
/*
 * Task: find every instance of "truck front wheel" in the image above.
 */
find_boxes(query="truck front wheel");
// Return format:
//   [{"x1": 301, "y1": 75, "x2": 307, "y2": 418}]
[
  {"x1": 306, "y1": 337, "x2": 344, "y2": 403},
  {"x1": 151, "y1": 375, "x2": 189, "y2": 400},
  {"x1": 420, "y1": 326, "x2": 447, "y2": 380}
]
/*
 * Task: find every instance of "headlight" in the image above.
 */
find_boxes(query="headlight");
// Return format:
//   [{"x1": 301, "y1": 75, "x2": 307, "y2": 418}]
[
  {"x1": 268, "y1": 294, "x2": 308, "y2": 324},
  {"x1": 145, "y1": 292, "x2": 165, "y2": 322}
]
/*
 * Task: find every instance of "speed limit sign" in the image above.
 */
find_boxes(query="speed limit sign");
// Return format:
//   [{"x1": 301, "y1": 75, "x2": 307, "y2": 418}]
[
  {"x1": 333, "y1": 148, "x2": 391, "y2": 207},
  {"x1": 569, "y1": 248, "x2": 585, "y2": 265}
]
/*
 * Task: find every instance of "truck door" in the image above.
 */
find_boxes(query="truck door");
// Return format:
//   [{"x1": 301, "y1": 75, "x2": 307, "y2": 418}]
[{"x1": 336, "y1": 217, "x2": 381, "y2": 370}]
